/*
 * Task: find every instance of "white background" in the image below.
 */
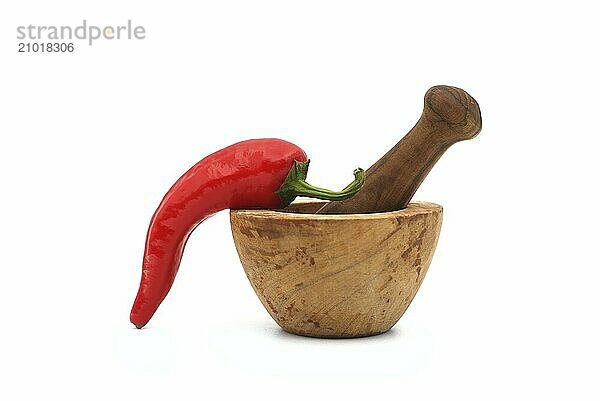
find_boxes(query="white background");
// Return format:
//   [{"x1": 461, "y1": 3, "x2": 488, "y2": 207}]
[{"x1": 1, "y1": 1, "x2": 599, "y2": 399}]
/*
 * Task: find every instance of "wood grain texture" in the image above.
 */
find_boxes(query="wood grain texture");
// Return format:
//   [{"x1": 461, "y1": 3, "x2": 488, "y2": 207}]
[
  {"x1": 317, "y1": 85, "x2": 481, "y2": 214},
  {"x1": 230, "y1": 201, "x2": 442, "y2": 338}
]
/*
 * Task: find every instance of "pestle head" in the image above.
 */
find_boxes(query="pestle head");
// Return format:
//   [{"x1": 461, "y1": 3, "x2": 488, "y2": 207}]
[{"x1": 423, "y1": 85, "x2": 482, "y2": 143}]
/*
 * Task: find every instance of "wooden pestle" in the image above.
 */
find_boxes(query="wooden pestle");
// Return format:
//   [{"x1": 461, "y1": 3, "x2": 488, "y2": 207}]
[{"x1": 317, "y1": 85, "x2": 482, "y2": 214}]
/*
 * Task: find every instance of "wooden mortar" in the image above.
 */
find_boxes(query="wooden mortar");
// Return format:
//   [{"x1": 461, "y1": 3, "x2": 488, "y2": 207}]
[{"x1": 230, "y1": 201, "x2": 442, "y2": 338}]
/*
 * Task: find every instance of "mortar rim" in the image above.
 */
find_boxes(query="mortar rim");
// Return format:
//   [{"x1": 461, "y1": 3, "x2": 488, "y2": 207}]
[{"x1": 230, "y1": 200, "x2": 442, "y2": 221}]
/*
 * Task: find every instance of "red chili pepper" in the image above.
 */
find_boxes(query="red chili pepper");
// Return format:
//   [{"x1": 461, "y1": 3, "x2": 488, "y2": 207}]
[{"x1": 130, "y1": 138, "x2": 365, "y2": 328}]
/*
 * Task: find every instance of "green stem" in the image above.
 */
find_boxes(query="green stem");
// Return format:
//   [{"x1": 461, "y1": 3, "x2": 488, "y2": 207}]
[{"x1": 275, "y1": 160, "x2": 365, "y2": 207}]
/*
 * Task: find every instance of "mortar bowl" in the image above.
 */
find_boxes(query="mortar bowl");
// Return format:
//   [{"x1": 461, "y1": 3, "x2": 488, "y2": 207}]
[{"x1": 230, "y1": 201, "x2": 443, "y2": 338}]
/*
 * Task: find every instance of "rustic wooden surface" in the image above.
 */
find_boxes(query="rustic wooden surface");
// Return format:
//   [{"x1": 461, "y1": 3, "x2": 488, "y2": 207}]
[
  {"x1": 317, "y1": 85, "x2": 481, "y2": 214},
  {"x1": 230, "y1": 201, "x2": 443, "y2": 338}
]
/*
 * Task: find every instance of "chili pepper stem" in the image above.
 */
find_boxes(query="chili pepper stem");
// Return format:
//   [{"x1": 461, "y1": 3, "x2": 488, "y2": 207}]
[{"x1": 275, "y1": 160, "x2": 365, "y2": 207}]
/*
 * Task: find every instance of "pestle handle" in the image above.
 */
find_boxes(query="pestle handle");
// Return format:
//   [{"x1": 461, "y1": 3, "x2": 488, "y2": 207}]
[{"x1": 317, "y1": 85, "x2": 482, "y2": 214}]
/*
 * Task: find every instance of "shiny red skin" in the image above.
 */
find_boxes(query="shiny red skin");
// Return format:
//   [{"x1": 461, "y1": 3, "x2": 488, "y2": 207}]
[{"x1": 130, "y1": 138, "x2": 307, "y2": 328}]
